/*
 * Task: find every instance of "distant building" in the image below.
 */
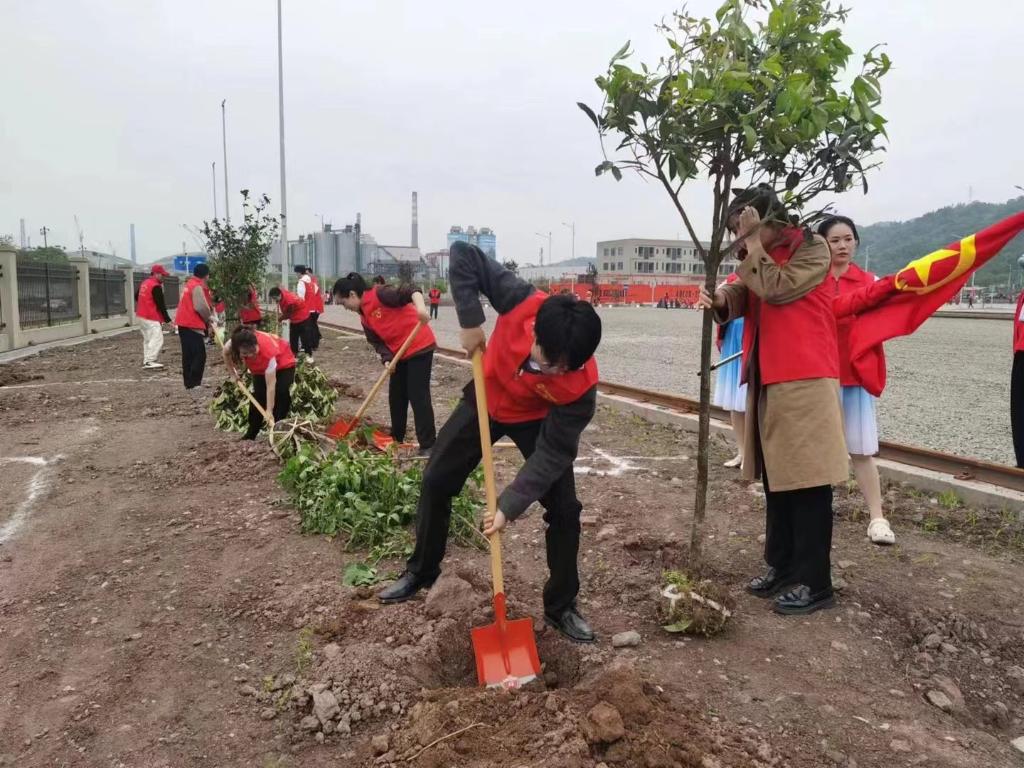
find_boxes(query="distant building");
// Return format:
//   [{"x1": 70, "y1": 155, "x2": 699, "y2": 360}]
[
  {"x1": 446, "y1": 226, "x2": 497, "y2": 260},
  {"x1": 596, "y1": 238, "x2": 737, "y2": 284},
  {"x1": 270, "y1": 220, "x2": 364, "y2": 278},
  {"x1": 518, "y1": 264, "x2": 584, "y2": 282},
  {"x1": 367, "y1": 245, "x2": 433, "y2": 281}
]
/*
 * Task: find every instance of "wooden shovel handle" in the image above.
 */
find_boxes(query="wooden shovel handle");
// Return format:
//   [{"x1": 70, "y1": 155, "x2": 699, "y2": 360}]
[
  {"x1": 213, "y1": 326, "x2": 273, "y2": 427},
  {"x1": 471, "y1": 349, "x2": 503, "y2": 597},
  {"x1": 347, "y1": 321, "x2": 425, "y2": 429}
]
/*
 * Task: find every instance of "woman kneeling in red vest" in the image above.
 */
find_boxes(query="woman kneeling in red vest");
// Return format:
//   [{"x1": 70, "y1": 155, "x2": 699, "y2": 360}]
[
  {"x1": 375, "y1": 243, "x2": 603, "y2": 644},
  {"x1": 222, "y1": 327, "x2": 297, "y2": 440},
  {"x1": 332, "y1": 273, "x2": 437, "y2": 453}
]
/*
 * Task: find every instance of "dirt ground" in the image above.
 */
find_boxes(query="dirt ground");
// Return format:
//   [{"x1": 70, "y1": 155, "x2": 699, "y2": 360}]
[{"x1": 1, "y1": 327, "x2": 1023, "y2": 768}]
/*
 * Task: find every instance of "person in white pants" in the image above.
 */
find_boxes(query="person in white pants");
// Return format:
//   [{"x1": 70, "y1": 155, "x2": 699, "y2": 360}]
[{"x1": 135, "y1": 264, "x2": 172, "y2": 369}]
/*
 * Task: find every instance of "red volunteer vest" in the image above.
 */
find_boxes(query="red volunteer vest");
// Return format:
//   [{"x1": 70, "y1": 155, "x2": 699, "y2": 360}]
[
  {"x1": 136, "y1": 277, "x2": 163, "y2": 322},
  {"x1": 244, "y1": 332, "x2": 296, "y2": 375},
  {"x1": 483, "y1": 291, "x2": 599, "y2": 423},
  {"x1": 175, "y1": 277, "x2": 209, "y2": 331},
  {"x1": 428, "y1": 288, "x2": 441, "y2": 305},
  {"x1": 278, "y1": 288, "x2": 310, "y2": 324},
  {"x1": 741, "y1": 228, "x2": 839, "y2": 386},
  {"x1": 360, "y1": 287, "x2": 437, "y2": 359},
  {"x1": 310, "y1": 277, "x2": 325, "y2": 313},
  {"x1": 829, "y1": 262, "x2": 886, "y2": 388},
  {"x1": 240, "y1": 286, "x2": 262, "y2": 323},
  {"x1": 1015, "y1": 291, "x2": 1024, "y2": 352}
]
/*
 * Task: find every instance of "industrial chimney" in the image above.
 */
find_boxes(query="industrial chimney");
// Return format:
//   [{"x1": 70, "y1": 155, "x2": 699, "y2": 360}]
[
  {"x1": 130, "y1": 223, "x2": 137, "y2": 264},
  {"x1": 411, "y1": 191, "x2": 419, "y2": 248}
]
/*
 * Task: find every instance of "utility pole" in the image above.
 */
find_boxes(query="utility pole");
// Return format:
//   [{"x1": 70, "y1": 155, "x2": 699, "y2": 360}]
[
  {"x1": 221, "y1": 100, "x2": 230, "y2": 224},
  {"x1": 277, "y1": 0, "x2": 290, "y2": 277},
  {"x1": 562, "y1": 221, "x2": 576, "y2": 261},
  {"x1": 535, "y1": 231, "x2": 552, "y2": 266},
  {"x1": 39, "y1": 225, "x2": 49, "y2": 248},
  {"x1": 212, "y1": 161, "x2": 218, "y2": 220},
  {"x1": 863, "y1": 244, "x2": 871, "y2": 273}
]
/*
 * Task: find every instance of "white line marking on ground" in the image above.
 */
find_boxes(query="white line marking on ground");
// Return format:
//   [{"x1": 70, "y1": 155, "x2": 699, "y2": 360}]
[
  {"x1": 0, "y1": 378, "x2": 178, "y2": 391},
  {"x1": 574, "y1": 448, "x2": 690, "y2": 477},
  {"x1": 0, "y1": 455, "x2": 62, "y2": 545}
]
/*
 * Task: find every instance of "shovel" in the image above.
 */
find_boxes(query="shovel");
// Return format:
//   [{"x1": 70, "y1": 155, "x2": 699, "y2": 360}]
[
  {"x1": 469, "y1": 349, "x2": 541, "y2": 689},
  {"x1": 211, "y1": 324, "x2": 276, "y2": 432},
  {"x1": 326, "y1": 321, "x2": 425, "y2": 440}
]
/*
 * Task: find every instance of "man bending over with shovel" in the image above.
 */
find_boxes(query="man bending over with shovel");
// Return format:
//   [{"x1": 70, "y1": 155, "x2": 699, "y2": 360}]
[{"x1": 378, "y1": 241, "x2": 602, "y2": 643}]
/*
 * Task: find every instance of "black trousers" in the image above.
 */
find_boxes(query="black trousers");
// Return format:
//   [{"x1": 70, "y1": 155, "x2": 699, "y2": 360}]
[
  {"x1": 762, "y1": 472, "x2": 834, "y2": 594},
  {"x1": 1013, "y1": 352, "x2": 1024, "y2": 467},
  {"x1": 429, "y1": 303, "x2": 439, "y2": 319},
  {"x1": 289, "y1": 318, "x2": 316, "y2": 356},
  {"x1": 388, "y1": 351, "x2": 436, "y2": 448},
  {"x1": 406, "y1": 394, "x2": 582, "y2": 615},
  {"x1": 179, "y1": 328, "x2": 207, "y2": 389},
  {"x1": 308, "y1": 312, "x2": 321, "y2": 351},
  {"x1": 245, "y1": 367, "x2": 296, "y2": 439}
]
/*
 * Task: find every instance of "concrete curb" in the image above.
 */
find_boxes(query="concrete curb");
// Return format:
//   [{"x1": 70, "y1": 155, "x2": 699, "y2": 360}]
[{"x1": 0, "y1": 326, "x2": 138, "y2": 365}]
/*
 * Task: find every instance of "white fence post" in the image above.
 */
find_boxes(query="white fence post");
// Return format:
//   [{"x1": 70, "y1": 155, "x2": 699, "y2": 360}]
[
  {"x1": 69, "y1": 256, "x2": 91, "y2": 335},
  {"x1": 0, "y1": 246, "x2": 21, "y2": 351},
  {"x1": 122, "y1": 265, "x2": 136, "y2": 326}
]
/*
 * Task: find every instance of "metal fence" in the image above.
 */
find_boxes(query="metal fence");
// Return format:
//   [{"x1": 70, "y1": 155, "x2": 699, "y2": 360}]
[
  {"x1": 16, "y1": 261, "x2": 81, "y2": 328},
  {"x1": 89, "y1": 268, "x2": 127, "y2": 320},
  {"x1": 132, "y1": 272, "x2": 180, "y2": 310}
]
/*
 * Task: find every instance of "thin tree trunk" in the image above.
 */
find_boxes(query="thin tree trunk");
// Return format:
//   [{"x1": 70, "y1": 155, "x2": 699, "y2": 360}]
[{"x1": 690, "y1": 264, "x2": 719, "y2": 566}]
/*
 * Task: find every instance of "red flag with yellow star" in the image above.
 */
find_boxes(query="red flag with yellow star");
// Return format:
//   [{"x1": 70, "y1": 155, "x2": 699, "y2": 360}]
[{"x1": 847, "y1": 211, "x2": 1024, "y2": 394}]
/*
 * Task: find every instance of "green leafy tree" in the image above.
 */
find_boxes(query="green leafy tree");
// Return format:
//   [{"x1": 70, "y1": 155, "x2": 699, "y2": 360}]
[
  {"x1": 580, "y1": 0, "x2": 890, "y2": 561},
  {"x1": 201, "y1": 190, "x2": 280, "y2": 323},
  {"x1": 17, "y1": 246, "x2": 69, "y2": 264}
]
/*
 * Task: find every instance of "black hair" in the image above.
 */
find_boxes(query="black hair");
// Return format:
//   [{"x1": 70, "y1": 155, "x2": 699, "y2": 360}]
[
  {"x1": 817, "y1": 215, "x2": 860, "y2": 243},
  {"x1": 193, "y1": 263, "x2": 210, "y2": 278},
  {"x1": 727, "y1": 184, "x2": 790, "y2": 224},
  {"x1": 534, "y1": 294, "x2": 602, "y2": 371},
  {"x1": 293, "y1": 264, "x2": 306, "y2": 275},
  {"x1": 269, "y1": 286, "x2": 282, "y2": 299},
  {"x1": 373, "y1": 275, "x2": 386, "y2": 285},
  {"x1": 332, "y1": 272, "x2": 368, "y2": 300},
  {"x1": 229, "y1": 325, "x2": 258, "y2": 368}
]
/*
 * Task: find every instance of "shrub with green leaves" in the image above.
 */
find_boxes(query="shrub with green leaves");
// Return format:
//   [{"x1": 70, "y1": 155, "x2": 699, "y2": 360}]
[
  {"x1": 279, "y1": 442, "x2": 484, "y2": 568},
  {"x1": 209, "y1": 357, "x2": 337, "y2": 434}
]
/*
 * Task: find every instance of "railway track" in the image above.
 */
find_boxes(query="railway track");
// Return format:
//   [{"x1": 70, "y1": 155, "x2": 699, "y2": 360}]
[{"x1": 321, "y1": 321, "x2": 1024, "y2": 494}]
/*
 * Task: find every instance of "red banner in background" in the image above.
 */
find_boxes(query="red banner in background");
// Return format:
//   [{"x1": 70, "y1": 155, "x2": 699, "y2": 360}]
[{"x1": 547, "y1": 282, "x2": 702, "y2": 306}]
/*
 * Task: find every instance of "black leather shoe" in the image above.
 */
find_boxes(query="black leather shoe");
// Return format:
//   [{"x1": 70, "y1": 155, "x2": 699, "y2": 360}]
[
  {"x1": 745, "y1": 567, "x2": 795, "y2": 598},
  {"x1": 772, "y1": 584, "x2": 835, "y2": 615},
  {"x1": 377, "y1": 572, "x2": 435, "y2": 604},
  {"x1": 544, "y1": 607, "x2": 597, "y2": 644}
]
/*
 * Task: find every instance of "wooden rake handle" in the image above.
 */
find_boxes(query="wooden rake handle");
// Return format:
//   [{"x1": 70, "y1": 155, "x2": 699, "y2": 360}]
[
  {"x1": 347, "y1": 320, "x2": 425, "y2": 430},
  {"x1": 471, "y1": 349, "x2": 503, "y2": 597},
  {"x1": 213, "y1": 326, "x2": 274, "y2": 428}
]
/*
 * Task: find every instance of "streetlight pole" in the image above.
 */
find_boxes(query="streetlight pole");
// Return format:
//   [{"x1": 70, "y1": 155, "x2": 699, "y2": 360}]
[
  {"x1": 39, "y1": 226, "x2": 49, "y2": 248},
  {"x1": 277, "y1": 0, "x2": 290, "y2": 279},
  {"x1": 562, "y1": 221, "x2": 576, "y2": 261},
  {"x1": 212, "y1": 161, "x2": 218, "y2": 220},
  {"x1": 535, "y1": 231, "x2": 552, "y2": 265},
  {"x1": 221, "y1": 100, "x2": 230, "y2": 224}
]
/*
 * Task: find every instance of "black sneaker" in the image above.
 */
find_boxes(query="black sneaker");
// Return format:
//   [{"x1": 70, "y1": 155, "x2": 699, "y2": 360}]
[
  {"x1": 377, "y1": 572, "x2": 435, "y2": 604},
  {"x1": 544, "y1": 606, "x2": 597, "y2": 644},
  {"x1": 772, "y1": 585, "x2": 835, "y2": 616},
  {"x1": 745, "y1": 567, "x2": 796, "y2": 598}
]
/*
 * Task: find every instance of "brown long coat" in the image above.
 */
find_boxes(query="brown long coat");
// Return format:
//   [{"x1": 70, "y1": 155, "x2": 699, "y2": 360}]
[{"x1": 717, "y1": 234, "x2": 848, "y2": 492}]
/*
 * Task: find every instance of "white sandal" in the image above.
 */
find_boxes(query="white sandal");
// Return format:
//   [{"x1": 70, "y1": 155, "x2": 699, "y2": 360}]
[
  {"x1": 723, "y1": 454, "x2": 743, "y2": 468},
  {"x1": 867, "y1": 517, "x2": 896, "y2": 546}
]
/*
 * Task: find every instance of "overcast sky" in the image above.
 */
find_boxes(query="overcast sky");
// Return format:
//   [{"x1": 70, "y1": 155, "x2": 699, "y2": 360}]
[{"x1": 2, "y1": 0, "x2": 1021, "y2": 266}]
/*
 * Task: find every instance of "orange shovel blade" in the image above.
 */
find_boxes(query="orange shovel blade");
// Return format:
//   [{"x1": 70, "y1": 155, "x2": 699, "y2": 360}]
[
  {"x1": 471, "y1": 593, "x2": 541, "y2": 688},
  {"x1": 326, "y1": 418, "x2": 356, "y2": 439}
]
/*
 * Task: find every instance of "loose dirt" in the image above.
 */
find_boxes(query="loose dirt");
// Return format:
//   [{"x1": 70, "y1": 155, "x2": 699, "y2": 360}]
[{"x1": 1, "y1": 327, "x2": 1022, "y2": 767}]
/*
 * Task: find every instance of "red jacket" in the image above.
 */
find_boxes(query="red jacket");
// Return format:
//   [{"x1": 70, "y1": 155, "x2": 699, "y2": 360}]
[
  {"x1": 278, "y1": 288, "x2": 310, "y2": 324},
  {"x1": 741, "y1": 228, "x2": 839, "y2": 386},
  {"x1": 1014, "y1": 291, "x2": 1024, "y2": 352},
  {"x1": 360, "y1": 287, "x2": 436, "y2": 359},
  {"x1": 828, "y1": 262, "x2": 887, "y2": 389},
  {"x1": 239, "y1": 286, "x2": 262, "y2": 324},
  {"x1": 311, "y1": 277, "x2": 325, "y2": 313},
  {"x1": 484, "y1": 291, "x2": 599, "y2": 423},
  {"x1": 428, "y1": 288, "x2": 442, "y2": 305},
  {"x1": 244, "y1": 332, "x2": 296, "y2": 375},
  {"x1": 136, "y1": 277, "x2": 164, "y2": 323},
  {"x1": 175, "y1": 277, "x2": 209, "y2": 331}
]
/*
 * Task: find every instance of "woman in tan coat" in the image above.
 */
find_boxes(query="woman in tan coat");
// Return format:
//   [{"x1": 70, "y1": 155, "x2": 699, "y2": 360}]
[{"x1": 699, "y1": 186, "x2": 848, "y2": 616}]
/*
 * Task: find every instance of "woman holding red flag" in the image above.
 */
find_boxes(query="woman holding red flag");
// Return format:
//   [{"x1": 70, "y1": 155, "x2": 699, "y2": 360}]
[
  {"x1": 820, "y1": 216, "x2": 896, "y2": 546},
  {"x1": 332, "y1": 273, "x2": 437, "y2": 454},
  {"x1": 221, "y1": 326, "x2": 296, "y2": 440}
]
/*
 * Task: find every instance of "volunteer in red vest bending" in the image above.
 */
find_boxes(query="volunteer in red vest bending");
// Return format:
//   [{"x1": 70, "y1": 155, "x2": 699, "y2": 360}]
[
  {"x1": 700, "y1": 185, "x2": 847, "y2": 616},
  {"x1": 222, "y1": 327, "x2": 296, "y2": 440},
  {"x1": 176, "y1": 263, "x2": 215, "y2": 390},
  {"x1": 239, "y1": 285, "x2": 263, "y2": 328},
  {"x1": 305, "y1": 268, "x2": 324, "y2": 349},
  {"x1": 1012, "y1": 256, "x2": 1024, "y2": 467},
  {"x1": 428, "y1": 285, "x2": 442, "y2": 319},
  {"x1": 377, "y1": 243, "x2": 603, "y2": 644},
  {"x1": 332, "y1": 273, "x2": 437, "y2": 453},
  {"x1": 135, "y1": 264, "x2": 172, "y2": 370},
  {"x1": 269, "y1": 285, "x2": 315, "y2": 363}
]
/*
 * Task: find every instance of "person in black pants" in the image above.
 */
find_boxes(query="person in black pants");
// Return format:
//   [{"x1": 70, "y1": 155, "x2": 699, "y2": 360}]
[
  {"x1": 179, "y1": 328, "x2": 207, "y2": 388},
  {"x1": 388, "y1": 350, "x2": 436, "y2": 450},
  {"x1": 176, "y1": 263, "x2": 214, "y2": 391},
  {"x1": 375, "y1": 244, "x2": 603, "y2": 643}
]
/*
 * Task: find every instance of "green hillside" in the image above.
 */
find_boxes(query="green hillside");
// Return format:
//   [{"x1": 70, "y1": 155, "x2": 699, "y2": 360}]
[{"x1": 852, "y1": 196, "x2": 1024, "y2": 291}]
